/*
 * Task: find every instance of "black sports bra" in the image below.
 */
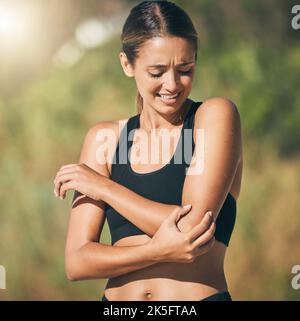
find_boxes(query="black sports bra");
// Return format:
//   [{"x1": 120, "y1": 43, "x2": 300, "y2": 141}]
[{"x1": 105, "y1": 101, "x2": 236, "y2": 246}]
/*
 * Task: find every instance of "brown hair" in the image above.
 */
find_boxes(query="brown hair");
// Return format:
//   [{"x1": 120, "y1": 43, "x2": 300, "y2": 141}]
[{"x1": 120, "y1": 0, "x2": 199, "y2": 114}]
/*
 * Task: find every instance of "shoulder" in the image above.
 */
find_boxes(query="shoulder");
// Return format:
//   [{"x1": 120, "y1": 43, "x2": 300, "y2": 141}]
[
  {"x1": 82, "y1": 117, "x2": 130, "y2": 157},
  {"x1": 194, "y1": 97, "x2": 242, "y2": 158},
  {"x1": 79, "y1": 117, "x2": 130, "y2": 174},
  {"x1": 194, "y1": 96, "x2": 241, "y2": 133},
  {"x1": 85, "y1": 117, "x2": 130, "y2": 142},
  {"x1": 196, "y1": 96, "x2": 240, "y2": 120}
]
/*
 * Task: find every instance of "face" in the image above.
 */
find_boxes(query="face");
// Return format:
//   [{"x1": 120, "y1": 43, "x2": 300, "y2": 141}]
[{"x1": 119, "y1": 36, "x2": 197, "y2": 115}]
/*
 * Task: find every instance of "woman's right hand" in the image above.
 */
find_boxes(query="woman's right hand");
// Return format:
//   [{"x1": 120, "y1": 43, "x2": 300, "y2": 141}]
[{"x1": 149, "y1": 205, "x2": 216, "y2": 263}]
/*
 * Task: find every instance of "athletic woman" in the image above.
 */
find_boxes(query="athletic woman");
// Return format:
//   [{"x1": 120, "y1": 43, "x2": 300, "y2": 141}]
[{"x1": 53, "y1": 1, "x2": 242, "y2": 301}]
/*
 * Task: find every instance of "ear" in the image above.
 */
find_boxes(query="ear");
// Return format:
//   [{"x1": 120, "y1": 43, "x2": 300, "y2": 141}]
[{"x1": 119, "y1": 52, "x2": 134, "y2": 77}]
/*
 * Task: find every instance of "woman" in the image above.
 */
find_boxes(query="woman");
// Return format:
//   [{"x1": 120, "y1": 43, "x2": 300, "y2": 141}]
[{"x1": 53, "y1": 1, "x2": 242, "y2": 301}]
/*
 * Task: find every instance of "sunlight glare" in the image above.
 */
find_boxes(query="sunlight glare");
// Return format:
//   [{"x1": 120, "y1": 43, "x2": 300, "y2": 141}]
[{"x1": 0, "y1": 5, "x2": 17, "y2": 32}]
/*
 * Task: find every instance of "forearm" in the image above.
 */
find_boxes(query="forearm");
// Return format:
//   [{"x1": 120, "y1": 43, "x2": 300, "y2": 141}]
[
  {"x1": 66, "y1": 241, "x2": 160, "y2": 280},
  {"x1": 100, "y1": 178, "x2": 193, "y2": 236}
]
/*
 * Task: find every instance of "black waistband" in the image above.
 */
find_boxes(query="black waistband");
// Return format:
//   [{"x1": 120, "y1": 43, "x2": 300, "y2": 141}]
[{"x1": 101, "y1": 291, "x2": 232, "y2": 301}]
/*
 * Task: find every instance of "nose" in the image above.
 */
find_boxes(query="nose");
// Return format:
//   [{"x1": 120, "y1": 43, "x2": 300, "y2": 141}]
[{"x1": 164, "y1": 70, "x2": 180, "y2": 93}]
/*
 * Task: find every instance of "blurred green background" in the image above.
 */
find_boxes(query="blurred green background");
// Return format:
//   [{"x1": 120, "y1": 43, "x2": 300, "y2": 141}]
[{"x1": 0, "y1": 0, "x2": 299, "y2": 300}]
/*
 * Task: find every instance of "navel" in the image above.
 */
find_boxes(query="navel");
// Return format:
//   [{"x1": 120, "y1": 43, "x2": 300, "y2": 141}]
[{"x1": 144, "y1": 291, "x2": 153, "y2": 300}]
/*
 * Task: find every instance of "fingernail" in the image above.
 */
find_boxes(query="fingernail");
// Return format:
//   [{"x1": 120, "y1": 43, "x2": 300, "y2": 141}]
[
  {"x1": 54, "y1": 191, "x2": 57, "y2": 197},
  {"x1": 206, "y1": 211, "x2": 212, "y2": 217},
  {"x1": 60, "y1": 196, "x2": 63, "y2": 200},
  {"x1": 183, "y1": 204, "x2": 192, "y2": 209}
]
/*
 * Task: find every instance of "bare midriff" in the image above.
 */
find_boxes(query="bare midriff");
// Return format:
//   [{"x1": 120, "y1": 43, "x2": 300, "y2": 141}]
[{"x1": 104, "y1": 236, "x2": 228, "y2": 301}]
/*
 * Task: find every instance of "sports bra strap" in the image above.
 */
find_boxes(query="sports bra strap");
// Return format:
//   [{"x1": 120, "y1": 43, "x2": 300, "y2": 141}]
[{"x1": 112, "y1": 101, "x2": 202, "y2": 165}]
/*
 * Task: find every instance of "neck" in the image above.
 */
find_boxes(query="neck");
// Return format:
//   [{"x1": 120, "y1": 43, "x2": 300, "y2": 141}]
[{"x1": 139, "y1": 99, "x2": 193, "y2": 132}]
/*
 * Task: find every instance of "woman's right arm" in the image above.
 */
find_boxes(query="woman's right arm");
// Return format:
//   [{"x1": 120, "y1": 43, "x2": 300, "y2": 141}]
[
  {"x1": 64, "y1": 122, "x2": 214, "y2": 281},
  {"x1": 64, "y1": 121, "x2": 155, "y2": 280},
  {"x1": 65, "y1": 224, "x2": 160, "y2": 280}
]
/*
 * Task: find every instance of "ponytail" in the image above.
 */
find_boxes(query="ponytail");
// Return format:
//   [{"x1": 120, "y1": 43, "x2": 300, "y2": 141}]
[{"x1": 136, "y1": 91, "x2": 143, "y2": 114}]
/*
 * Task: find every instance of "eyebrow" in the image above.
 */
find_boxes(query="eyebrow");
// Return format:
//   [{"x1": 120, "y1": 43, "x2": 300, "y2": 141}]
[{"x1": 147, "y1": 61, "x2": 195, "y2": 68}]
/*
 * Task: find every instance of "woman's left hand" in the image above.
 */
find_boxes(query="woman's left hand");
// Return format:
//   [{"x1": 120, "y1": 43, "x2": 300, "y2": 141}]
[{"x1": 53, "y1": 163, "x2": 107, "y2": 201}]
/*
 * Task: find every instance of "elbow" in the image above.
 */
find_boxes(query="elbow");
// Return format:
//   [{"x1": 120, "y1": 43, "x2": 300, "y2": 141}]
[
  {"x1": 65, "y1": 266, "x2": 79, "y2": 282},
  {"x1": 65, "y1": 249, "x2": 108, "y2": 280},
  {"x1": 65, "y1": 271, "x2": 78, "y2": 282},
  {"x1": 65, "y1": 252, "x2": 82, "y2": 281},
  {"x1": 65, "y1": 264, "x2": 79, "y2": 282}
]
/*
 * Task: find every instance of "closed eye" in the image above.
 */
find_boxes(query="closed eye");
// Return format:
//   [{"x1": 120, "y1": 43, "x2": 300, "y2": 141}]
[{"x1": 148, "y1": 69, "x2": 193, "y2": 78}]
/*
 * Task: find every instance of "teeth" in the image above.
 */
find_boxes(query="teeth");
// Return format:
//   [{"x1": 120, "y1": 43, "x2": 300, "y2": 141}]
[{"x1": 159, "y1": 93, "x2": 179, "y2": 99}]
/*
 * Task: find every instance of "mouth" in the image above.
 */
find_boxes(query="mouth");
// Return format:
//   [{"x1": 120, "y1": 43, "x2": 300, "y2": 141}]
[{"x1": 156, "y1": 91, "x2": 182, "y2": 105}]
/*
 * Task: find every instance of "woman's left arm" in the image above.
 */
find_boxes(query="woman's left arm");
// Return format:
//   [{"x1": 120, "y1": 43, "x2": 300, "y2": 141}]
[{"x1": 179, "y1": 97, "x2": 242, "y2": 230}]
